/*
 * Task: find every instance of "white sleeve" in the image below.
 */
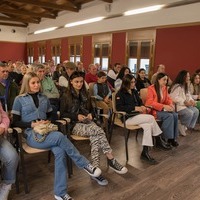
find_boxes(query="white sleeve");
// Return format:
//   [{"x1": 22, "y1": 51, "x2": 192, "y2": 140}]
[{"x1": 59, "y1": 76, "x2": 68, "y2": 88}]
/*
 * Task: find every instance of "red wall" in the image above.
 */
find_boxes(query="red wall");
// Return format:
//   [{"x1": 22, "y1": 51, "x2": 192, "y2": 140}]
[
  {"x1": 155, "y1": 25, "x2": 200, "y2": 80},
  {"x1": 83, "y1": 36, "x2": 92, "y2": 71},
  {"x1": 45, "y1": 40, "x2": 51, "y2": 62},
  {"x1": 61, "y1": 38, "x2": 68, "y2": 62},
  {"x1": 0, "y1": 41, "x2": 26, "y2": 62},
  {"x1": 111, "y1": 32, "x2": 126, "y2": 66}
]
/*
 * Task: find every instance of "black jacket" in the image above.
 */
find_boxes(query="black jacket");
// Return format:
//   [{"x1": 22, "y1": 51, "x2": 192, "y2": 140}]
[
  {"x1": 136, "y1": 77, "x2": 151, "y2": 92},
  {"x1": 116, "y1": 89, "x2": 143, "y2": 114},
  {"x1": 60, "y1": 88, "x2": 90, "y2": 124}
]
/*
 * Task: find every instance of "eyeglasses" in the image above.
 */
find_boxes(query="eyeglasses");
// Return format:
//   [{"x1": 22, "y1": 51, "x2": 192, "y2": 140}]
[{"x1": 0, "y1": 70, "x2": 9, "y2": 73}]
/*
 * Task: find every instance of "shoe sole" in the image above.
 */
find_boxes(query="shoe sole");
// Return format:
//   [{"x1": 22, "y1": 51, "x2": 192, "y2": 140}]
[
  {"x1": 109, "y1": 166, "x2": 128, "y2": 174},
  {"x1": 140, "y1": 156, "x2": 158, "y2": 165},
  {"x1": 91, "y1": 177, "x2": 108, "y2": 186}
]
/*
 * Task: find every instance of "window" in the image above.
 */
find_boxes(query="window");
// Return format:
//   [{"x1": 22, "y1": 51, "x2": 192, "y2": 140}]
[
  {"x1": 52, "y1": 45, "x2": 60, "y2": 65},
  {"x1": 94, "y1": 43, "x2": 110, "y2": 71},
  {"x1": 27, "y1": 46, "x2": 34, "y2": 64},
  {"x1": 38, "y1": 46, "x2": 45, "y2": 64},
  {"x1": 127, "y1": 40, "x2": 153, "y2": 75},
  {"x1": 69, "y1": 44, "x2": 81, "y2": 63}
]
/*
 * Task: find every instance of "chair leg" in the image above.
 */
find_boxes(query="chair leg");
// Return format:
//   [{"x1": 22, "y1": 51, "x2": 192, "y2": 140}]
[
  {"x1": 15, "y1": 165, "x2": 20, "y2": 194},
  {"x1": 48, "y1": 151, "x2": 51, "y2": 163},
  {"x1": 67, "y1": 155, "x2": 73, "y2": 178},
  {"x1": 19, "y1": 150, "x2": 29, "y2": 194},
  {"x1": 135, "y1": 129, "x2": 139, "y2": 141},
  {"x1": 125, "y1": 130, "x2": 130, "y2": 161}
]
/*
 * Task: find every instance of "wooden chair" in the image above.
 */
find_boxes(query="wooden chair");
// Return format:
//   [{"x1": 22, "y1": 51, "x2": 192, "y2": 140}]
[
  {"x1": 109, "y1": 92, "x2": 142, "y2": 161},
  {"x1": 13, "y1": 120, "x2": 72, "y2": 194}
]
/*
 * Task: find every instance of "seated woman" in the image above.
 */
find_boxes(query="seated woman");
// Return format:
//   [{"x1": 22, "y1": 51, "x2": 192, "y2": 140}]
[
  {"x1": 189, "y1": 73, "x2": 200, "y2": 100},
  {"x1": 0, "y1": 102, "x2": 18, "y2": 200},
  {"x1": 169, "y1": 70, "x2": 199, "y2": 135},
  {"x1": 60, "y1": 71, "x2": 128, "y2": 186},
  {"x1": 115, "y1": 74, "x2": 171, "y2": 165},
  {"x1": 136, "y1": 68, "x2": 151, "y2": 92},
  {"x1": 11, "y1": 72, "x2": 101, "y2": 200},
  {"x1": 146, "y1": 73, "x2": 179, "y2": 146},
  {"x1": 114, "y1": 67, "x2": 131, "y2": 91}
]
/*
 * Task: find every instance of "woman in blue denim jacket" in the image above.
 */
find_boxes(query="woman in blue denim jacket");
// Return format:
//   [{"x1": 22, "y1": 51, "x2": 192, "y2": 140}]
[{"x1": 11, "y1": 72, "x2": 101, "y2": 200}]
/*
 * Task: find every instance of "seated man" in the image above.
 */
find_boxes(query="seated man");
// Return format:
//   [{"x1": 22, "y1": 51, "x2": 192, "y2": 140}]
[
  {"x1": 0, "y1": 102, "x2": 19, "y2": 200},
  {"x1": 34, "y1": 64, "x2": 60, "y2": 121},
  {"x1": 0, "y1": 62, "x2": 19, "y2": 114}
]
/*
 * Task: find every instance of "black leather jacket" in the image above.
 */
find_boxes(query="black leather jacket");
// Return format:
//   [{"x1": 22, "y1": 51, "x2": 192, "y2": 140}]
[{"x1": 60, "y1": 88, "x2": 90, "y2": 124}]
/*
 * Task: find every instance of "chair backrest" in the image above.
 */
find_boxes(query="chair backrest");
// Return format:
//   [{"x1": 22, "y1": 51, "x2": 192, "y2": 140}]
[
  {"x1": 140, "y1": 88, "x2": 148, "y2": 105},
  {"x1": 88, "y1": 82, "x2": 95, "y2": 96}
]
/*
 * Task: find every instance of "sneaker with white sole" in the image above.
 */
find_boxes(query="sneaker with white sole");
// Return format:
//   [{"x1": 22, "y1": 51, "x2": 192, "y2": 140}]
[
  {"x1": 91, "y1": 175, "x2": 108, "y2": 186},
  {"x1": 108, "y1": 158, "x2": 128, "y2": 174},
  {"x1": 54, "y1": 193, "x2": 73, "y2": 200},
  {"x1": 84, "y1": 163, "x2": 101, "y2": 177},
  {"x1": 0, "y1": 183, "x2": 12, "y2": 200}
]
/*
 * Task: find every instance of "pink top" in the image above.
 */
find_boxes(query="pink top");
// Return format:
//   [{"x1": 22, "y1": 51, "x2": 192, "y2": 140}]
[{"x1": 0, "y1": 103, "x2": 10, "y2": 133}]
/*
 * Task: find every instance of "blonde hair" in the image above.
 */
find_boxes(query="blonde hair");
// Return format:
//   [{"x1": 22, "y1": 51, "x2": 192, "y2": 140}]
[{"x1": 19, "y1": 72, "x2": 41, "y2": 95}]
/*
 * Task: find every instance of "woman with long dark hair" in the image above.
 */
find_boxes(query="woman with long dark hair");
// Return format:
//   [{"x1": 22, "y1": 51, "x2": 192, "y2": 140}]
[
  {"x1": 170, "y1": 70, "x2": 199, "y2": 134},
  {"x1": 115, "y1": 74, "x2": 170, "y2": 165},
  {"x1": 60, "y1": 71, "x2": 127, "y2": 186},
  {"x1": 136, "y1": 68, "x2": 151, "y2": 92},
  {"x1": 146, "y1": 73, "x2": 179, "y2": 146}
]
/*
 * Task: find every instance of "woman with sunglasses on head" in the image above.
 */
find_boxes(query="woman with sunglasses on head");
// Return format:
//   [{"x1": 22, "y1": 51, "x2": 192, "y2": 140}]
[
  {"x1": 11, "y1": 72, "x2": 102, "y2": 200},
  {"x1": 60, "y1": 71, "x2": 128, "y2": 186},
  {"x1": 115, "y1": 74, "x2": 171, "y2": 165},
  {"x1": 146, "y1": 72, "x2": 179, "y2": 146}
]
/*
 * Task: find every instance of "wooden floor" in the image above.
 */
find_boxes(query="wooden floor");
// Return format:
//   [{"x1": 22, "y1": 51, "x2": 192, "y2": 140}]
[{"x1": 10, "y1": 127, "x2": 200, "y2": 200}]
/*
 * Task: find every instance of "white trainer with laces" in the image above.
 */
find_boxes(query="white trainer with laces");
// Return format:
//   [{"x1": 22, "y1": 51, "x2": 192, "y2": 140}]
[
  {"x1": 54, "y1": 193, "x2": 74, "y2": 200},
  {"x1": 84, "y1": 163, "x2": 101, "y2": 177}
]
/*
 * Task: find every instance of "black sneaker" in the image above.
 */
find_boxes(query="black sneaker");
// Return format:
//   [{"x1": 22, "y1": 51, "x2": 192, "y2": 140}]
[
  {"x1": 108, "y1": 158, "x2": 128, "y2": 174},
  {"x1": 84, "y1": 163, "x2": 101, "y2": 177},
  {"x1": 54, "y1": 194, "x2": 73, "y2": 200},
  {"x1": 91, "y1": 175, "x2": 108, "y2": 186}
]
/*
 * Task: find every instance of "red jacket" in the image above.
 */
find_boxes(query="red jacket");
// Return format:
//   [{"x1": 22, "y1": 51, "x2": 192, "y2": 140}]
[{"x1": 145, "y1": 85, "x2": 173, "y2": 118}]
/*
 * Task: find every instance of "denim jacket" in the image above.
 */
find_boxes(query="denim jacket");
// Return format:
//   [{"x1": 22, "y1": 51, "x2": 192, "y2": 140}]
[{"x1": 11, "y1": 93, "x2": 52, "y2": 123}]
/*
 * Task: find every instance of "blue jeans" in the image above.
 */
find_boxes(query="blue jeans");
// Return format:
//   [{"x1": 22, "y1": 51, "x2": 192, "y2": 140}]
[
  {"x1": 156, "y1": 111, "x2": 179, "y2": 140},
  {"x1": 178, "y1": 107, "x2": 199, "y2": 128},
  {"x1": 0, "y1": 138, "x2": 19, "y2": 184},
  {"x1": 25, "y1": 129, "x2": 90, "y2": 197}
]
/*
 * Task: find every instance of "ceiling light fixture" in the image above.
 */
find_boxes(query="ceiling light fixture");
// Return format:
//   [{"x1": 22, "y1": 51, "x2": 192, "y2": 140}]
[
  {"x1": 65, "y1": 17, "x2": 105, "y2": 28},
  {"x1": 124, "y1": 5, "x2": 165, "y2": 16},
  {"x1": 34, "y1": 27, "x2": 58, "y2": 34}
]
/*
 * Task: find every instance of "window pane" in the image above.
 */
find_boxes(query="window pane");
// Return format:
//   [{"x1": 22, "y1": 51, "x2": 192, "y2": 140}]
[
  {"x1": 128, "y1": 58, "x2": 137, "y2": 73},
  {"x1": 94, "y1": 57, "x2": 100, "y2": 65},
  {"x1": 70, "y1": 45, "x2": 75, "y2": 56},
  {"x1": 70, "y1": 56, "x2": 75, "y2": 62},
  {"x1": 76, "y1": 45, "x2": 81, "y2": 56},
  {"x1": 129, "y1": 42, "x2": 138, "y2": 58},
  {"x1": 102, "y1": 58, "x2": 109, "y2": 71},
  {"x1": 42, "y1": 56, "x2": 45, "y2": 63},
  {"x1": 94, "y1": 44, "x2": 101, "y2": 57},
  {"x1": 141, "y1": 42, "x2": 150, "y2": 58},
  {"x1": 140, "y1": 59, "x2": 150, "y2": 73},
  {"x1": 102, "y1": 44, "x2": 109, "y2": 57},
  {"x1": 76, "y1": 56, "x2": 81, "y2": 62}
]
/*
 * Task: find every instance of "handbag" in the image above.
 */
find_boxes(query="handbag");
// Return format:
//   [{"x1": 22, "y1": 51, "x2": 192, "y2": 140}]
[{"x1": 33, "y1": 123, "x2": 58, "y2": 142}]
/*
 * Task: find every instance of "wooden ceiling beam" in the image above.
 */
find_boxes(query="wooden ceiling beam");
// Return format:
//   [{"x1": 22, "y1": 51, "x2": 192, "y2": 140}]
[
  {"x1": 101, "y1": 0, "x2": 113, "y2": 3},
  {"x1": 0, "y1": 7, "x2": 56, "y2": 19},
  {"x1": 0, "y1": 16, "x2": 40, "y2": 24},
  {"x1": 0, "y1": 21, "x2": 27, "y2": 27},
  {"x1": 5, "y1": 0, "x2": 79, "y2": 12}
]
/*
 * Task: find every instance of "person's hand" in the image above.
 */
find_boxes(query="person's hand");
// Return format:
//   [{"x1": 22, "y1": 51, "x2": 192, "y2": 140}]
[
  {"x1": 104, "y1": 96, "x2": 109, "y2": 104},
  {"x1": 78, "y1": 114, "x2": 87, "y2": 122},
  {"x1": 0, "y1": 127, "x2": 5, "y2": 135},
  {"x1": 135, "y1": 106, "x2": 143, "y2": 113},
  {"x1": 87, "y1": 113, "x2": 93, "y2": 120},
  {"x1": 163, "y1": 105, "x2": 174, "y2": 112}
]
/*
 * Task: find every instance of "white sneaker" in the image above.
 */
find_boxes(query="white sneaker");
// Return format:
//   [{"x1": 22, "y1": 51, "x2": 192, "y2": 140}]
[
  {"x1": 178, "y1": 123, "x2": 186, "y2": 136},
  {"x1": 54, "y1": 193, "x2": 73, "y2": 200},
  {"x1": 0, "y1": 183, "x2": 12, "y2": 200},
  {"x1": 84, "y1": 163, "x2": 101, "y2": 177}
]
